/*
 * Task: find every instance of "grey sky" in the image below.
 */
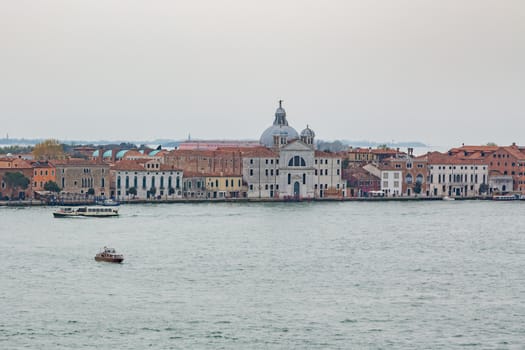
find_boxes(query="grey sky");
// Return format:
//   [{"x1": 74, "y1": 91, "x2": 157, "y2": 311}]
[{"x1": 1, "y1": 0, "x2": 524, "y2": 148}]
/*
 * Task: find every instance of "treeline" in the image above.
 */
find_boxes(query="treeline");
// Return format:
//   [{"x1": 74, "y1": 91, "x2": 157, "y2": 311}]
[{"x1": 0, "y1": 145, "x2": 34, "y2": 155}]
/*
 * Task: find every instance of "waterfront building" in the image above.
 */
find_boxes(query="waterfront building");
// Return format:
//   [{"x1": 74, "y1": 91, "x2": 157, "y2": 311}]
[
  {"x1": 343, "y1": 166, "x2": 381, "y2": 197},
  {"x1": 314, "y1": 150, "x2": 345, "y2": 198},
  {"x1": 204, "y1": 174, "x2": 246, "y2": 199},
  {"x1": 245, "y1": 102, "x2": 344, "y2": 199},
  {"x1": 242, "y1": 148, "x2": 280, "y2": 199},
  {"x1": 427, "y1": 152, "x2": 488, "y2": 197},
  {"x1": 181, "y1": 172, "x2": 207, "y2": 199},
  {"x1": 111, "y1": 159, "x2": 183, "y2": 200},
  {"x1": 447, "y1": 144, "x2": 525, "y2": 194},
  {"x1": 54, "y1": 159, "x2": 110, "y2": 197},
  {"x1": 31, "y1": 161, "x2": 56, "y2": 191},
  {"x1": 363, "y1": 163, "x2": 403, "y2": 197},
  {"x1": 0, "y1": 157, "x2": 33, "y2": 200},
  {"x1": 381, "y1": 148, "x2": 429, "y2": 196}
]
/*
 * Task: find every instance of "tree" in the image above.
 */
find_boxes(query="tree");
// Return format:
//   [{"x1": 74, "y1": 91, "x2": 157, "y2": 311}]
[
  {"x1": 32, "y1": 139, "x2": 66, "y2": 160},
  {"x1": 486, "y1": 142, "x2": 497, "y2": 146},
  {"x1": 479, "y1": 183, "x2": 489, "y2": 194},
  {"x1": 149, "y1": 187, "x2": 157, "y2": 196},
  {"x1": 128, "y1": 187, "x2": 137, "y2": 198},
  {"x1": 3, "y1": 172, "x2": 30, "y2": 199},
  {"x1": 414, "y1": 182, "x2": 422, "y2": 194},
  {"x1": 168, "y1": 187, "x2": 175, "y2": 195},
  {"x1": 377, "y1": 144, "x2": 389, "y2": 150},
  {"x1": 43, "y1": 181, "x2": 61, "y2": 193},
  {"x1": 86, "y1": 188, "x2": 95, "y2": 196}
]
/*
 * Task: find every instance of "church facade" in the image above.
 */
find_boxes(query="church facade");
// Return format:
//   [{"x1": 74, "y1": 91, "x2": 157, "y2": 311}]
[{"x1": 244, "y1": 101, "x2": 345, "y2": 199}]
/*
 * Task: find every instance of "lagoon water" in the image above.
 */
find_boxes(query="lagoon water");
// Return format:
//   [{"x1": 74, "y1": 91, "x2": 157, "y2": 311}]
[{"x1": 1, "y1": 201, "x2": 524, "y2": 349}]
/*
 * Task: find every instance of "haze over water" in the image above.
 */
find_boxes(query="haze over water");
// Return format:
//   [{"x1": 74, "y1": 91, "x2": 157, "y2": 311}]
[{"x1": 1, "y1": 201, "x2": 524, "y2": 349}]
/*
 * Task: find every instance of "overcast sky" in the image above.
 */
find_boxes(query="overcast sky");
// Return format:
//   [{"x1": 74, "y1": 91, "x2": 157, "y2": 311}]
[{"x1": 1, "y1": 0, "x2": 524, "y2": 148}]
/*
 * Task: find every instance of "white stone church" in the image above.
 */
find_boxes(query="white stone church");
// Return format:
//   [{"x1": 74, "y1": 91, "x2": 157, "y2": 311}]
[{"x1": 243, "y1": 101, "x2": 346, "y2": 199}]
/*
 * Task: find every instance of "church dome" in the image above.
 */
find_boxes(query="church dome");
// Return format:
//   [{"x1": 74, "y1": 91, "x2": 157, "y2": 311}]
[
  {"x1": 259, "y1": 101, "x2": 299, "y2": 147},
  {"x1": 300, "y1": 126, "x2": 315, "y2": 138}
]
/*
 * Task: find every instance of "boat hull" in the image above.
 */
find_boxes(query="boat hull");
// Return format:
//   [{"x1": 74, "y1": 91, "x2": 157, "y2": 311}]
[{"x1": 94, "y1": 256, "x2": 124, "y2": 263}]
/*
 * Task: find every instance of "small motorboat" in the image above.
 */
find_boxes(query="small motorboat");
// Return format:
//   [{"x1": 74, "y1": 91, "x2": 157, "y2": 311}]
[
  {"x1": 96, "y1": 199, "x2": 120, "y2": 206},
  {"x1": 442, "y1": 196, "x2": 455, "y2": 201},
  {"x1": 95, "y1": 247, "x2": 124, "y2": 263}
]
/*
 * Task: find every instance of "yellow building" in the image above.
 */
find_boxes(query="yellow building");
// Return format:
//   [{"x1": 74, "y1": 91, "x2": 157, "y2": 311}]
[{"x1": 204, "y1": 174, "x2": 246, "y2": 199}]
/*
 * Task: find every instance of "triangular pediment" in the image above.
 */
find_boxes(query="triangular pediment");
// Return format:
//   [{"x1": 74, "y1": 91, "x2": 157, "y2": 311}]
[{"x1": 281, "y1": 140, "x2": 313, "y2": 152}]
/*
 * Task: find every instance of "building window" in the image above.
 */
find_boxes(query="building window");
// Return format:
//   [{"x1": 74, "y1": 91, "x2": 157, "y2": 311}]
[
  {"x1": 288, "y1": 173, "x2": 291, "y2": 185},
  {"x1": 249, "y1": 184, "x2": 253, "y2": 190},
  {"x1": 249, "y1": 169, "x2": 253, "y2": 176},
  {"x1": 303, "y1": 173, "x2": 306, "y2": 185},
  {"x1": 288, "y1": 156, "x2": 306, "y2": 167}
]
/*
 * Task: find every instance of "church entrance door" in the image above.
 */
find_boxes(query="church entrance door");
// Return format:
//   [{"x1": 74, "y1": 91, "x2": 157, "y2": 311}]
[{"x1": 294, "y1": 181, "x2": 300, "y2": 199}]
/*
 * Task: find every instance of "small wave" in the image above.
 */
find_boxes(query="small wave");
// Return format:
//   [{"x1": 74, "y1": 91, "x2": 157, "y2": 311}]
[{"x1": 341, "y1": 319, "x2": 357, "y2": 323}]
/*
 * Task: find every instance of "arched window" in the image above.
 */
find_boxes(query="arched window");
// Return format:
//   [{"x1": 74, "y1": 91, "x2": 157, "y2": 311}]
[
  {"x1": 168, "y1": 176, "x2": 172, "y2": 188},
  {"x1": 134, "y1": 176, "x2": 138, "y2": 188},
  {"x1": 117, "y1": 176, "x2": 121, "y2": 188},
  {"x1": 125, "y1": 176, "x2": 129, "y2": 189},
  {"x1": 160, "y1": 176, "x2": 164, "y2": 188},
  {"x1": 416, "y1": 174, "x2": 424, "y2": 184},
  {"x1": 288, "y1": 156, "x2": 306, "y2": 167},
  {"x1": 405, "y1": 174, "x2": 413, "y2": 184},
  {"x1": 142, "y1": 176, "x2": 147, "y2": 189},
  {"x1": 151, "y1": 176, "x2": 156, "y2": 188}
]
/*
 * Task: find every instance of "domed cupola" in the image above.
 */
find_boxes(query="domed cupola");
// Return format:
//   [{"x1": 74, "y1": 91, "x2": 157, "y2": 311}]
[
  {"x1": 259, "y1": 100, "x2": 299, "y2": 148},
  {"x1": 300, "y1": 125, "x2": 315, "y2": 146}
]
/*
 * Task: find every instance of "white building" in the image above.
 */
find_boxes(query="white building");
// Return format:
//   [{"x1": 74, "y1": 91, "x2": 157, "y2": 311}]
[
  {"x1": 111, "y1": 159, "x2": 183, "y2": 200},
  {"x1": 427, "y1": 153, "x2": 488, "y2": 197},
  {"x1": 363, "y1": 163, "x2": 402, "y2": 196},
  {"x1": 245, "y1": 101, "x2": 345, "y2": 199}
]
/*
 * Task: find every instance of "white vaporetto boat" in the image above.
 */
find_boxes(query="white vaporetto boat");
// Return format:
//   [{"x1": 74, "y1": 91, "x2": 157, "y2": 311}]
[{"x1": 53, "y1": 206, "x2": 119, "y2": 218}]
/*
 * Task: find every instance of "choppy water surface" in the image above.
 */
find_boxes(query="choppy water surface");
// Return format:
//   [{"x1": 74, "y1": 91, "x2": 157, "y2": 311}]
[{"x1": 1, "y1": 201, "x2": 524, "y2": 349}]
